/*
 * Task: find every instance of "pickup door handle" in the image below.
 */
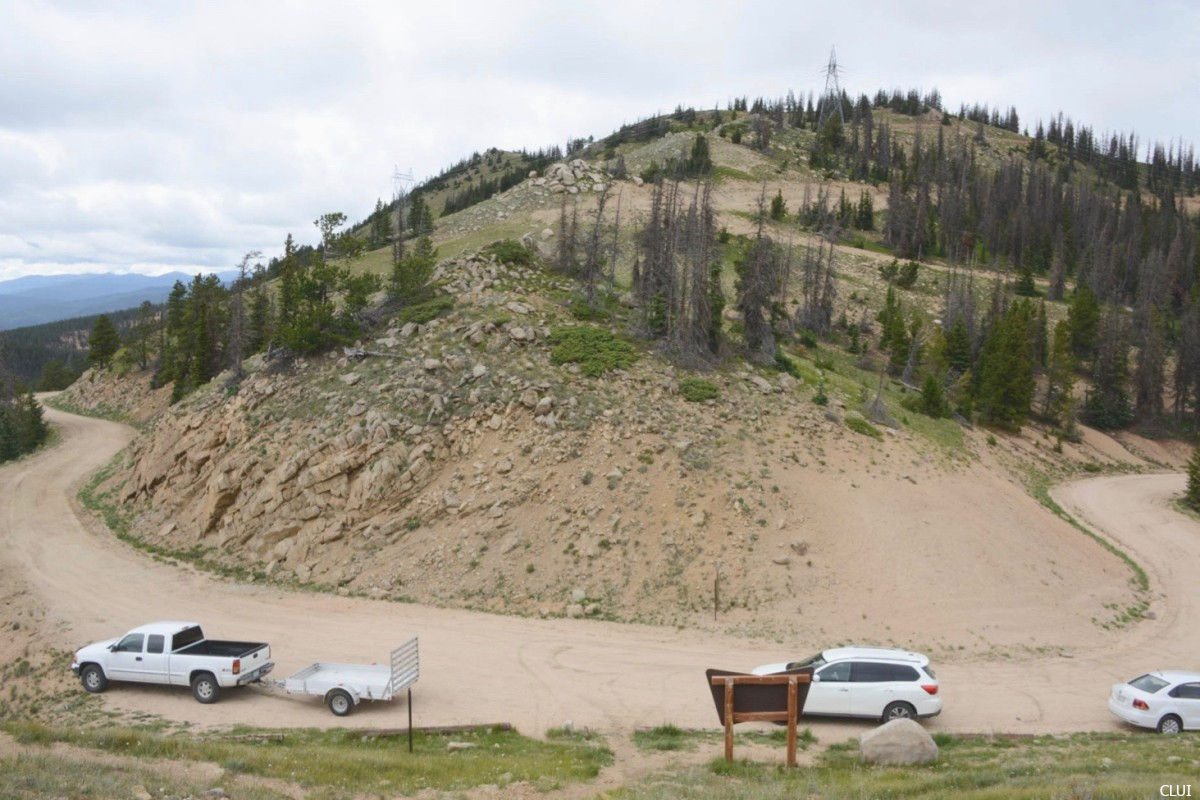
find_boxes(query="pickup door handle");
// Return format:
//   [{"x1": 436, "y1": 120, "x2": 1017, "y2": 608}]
[{"x1": 135, "y1": 657, "x2": 142, "y2": 661}]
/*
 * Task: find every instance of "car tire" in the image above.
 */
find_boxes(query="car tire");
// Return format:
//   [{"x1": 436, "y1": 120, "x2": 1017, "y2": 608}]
[
  {"x1": 190, "y1": 673, "x2": 220, "y2": 704},
  {"x1": 80, "y1": 664, "x2": 107, "y2": 694},
  {"x1": 882, "y1": 702, "x2": 917, "y2": 723},
  {"x1": 1157, "y1": 714, "x2": 1182, "y2": 735},
  {"x1": 326, "y1": 689, "x2": 354, "y2": 717}
]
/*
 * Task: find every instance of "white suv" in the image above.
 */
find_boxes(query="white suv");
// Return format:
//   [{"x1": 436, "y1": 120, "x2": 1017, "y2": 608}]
[{"x1": 752, "y1": 646, "x2": 941, "y2": 723}]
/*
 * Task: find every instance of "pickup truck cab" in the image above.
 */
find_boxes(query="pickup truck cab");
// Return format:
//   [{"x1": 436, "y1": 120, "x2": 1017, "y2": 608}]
[{"x1": 71, "y1": 621, "x2": 273, "y2": 704}]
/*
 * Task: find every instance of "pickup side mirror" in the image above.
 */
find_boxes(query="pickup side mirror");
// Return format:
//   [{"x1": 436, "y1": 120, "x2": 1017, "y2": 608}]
[
  {"x1": 107, "y1": 644, "x2": 117, "y2": 652},
  {"x1": 811, "y1": 674, "x2": 820, "y2": 682}
]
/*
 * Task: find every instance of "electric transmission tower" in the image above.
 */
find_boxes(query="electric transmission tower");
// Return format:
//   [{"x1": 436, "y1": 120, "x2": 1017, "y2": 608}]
[
  {"x1": 817, "y1": 47, "x2": 844, "y2": 129},
  {"x1": 391, "y1": 165, "x2": 414, "y2": 265}
]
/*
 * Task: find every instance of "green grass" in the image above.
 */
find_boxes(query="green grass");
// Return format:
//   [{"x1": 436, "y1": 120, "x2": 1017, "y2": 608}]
[
  {"x1": 845, "y1": 414, "x2": 883, "y2": 440},
  {"x1": 549, "y1": 325, "x2": 640, "y2": 376},
  {"x1": 679, "y1": 377, "x2": 719, "y2": 402},
  {"x1": 43, "y1": 394, "x2": 135, "y2": 426},
  {"x1": 0, "y1": 751, "x2": 293, "y2": 800},
  {"x1": 1025, "y1": 467, "x2": 1149, "y2": 594},
  {"x1": 614, "y1": 732, "x2": 1200, "y2": 800},
  {"x1": 396, "y1": 294, "x2": 454, "y2": 324},
  {"x1": 632, "y1": 725, "x2": 814, "y2": 754},
  {"x1": 3, "y1": 720, "x2": 612, "y2": 797}
]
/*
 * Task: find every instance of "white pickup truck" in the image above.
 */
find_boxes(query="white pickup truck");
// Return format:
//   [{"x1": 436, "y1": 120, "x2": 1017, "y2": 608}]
[{"x1": 71, "y1": 621, "x2": 273, "y2": 704}]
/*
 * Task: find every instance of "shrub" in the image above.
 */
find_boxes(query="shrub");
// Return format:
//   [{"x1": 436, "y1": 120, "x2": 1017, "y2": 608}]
[
  {"x1": 680, "y1": 377, "x2": 719, "y2": 402},
  {"x1": 549, "y1": 326, "x2": 638, "y2": 377},
  {"x1": 774, "y1": 349, "x2": 802, "y2": 377},
  {"x1": 570, "y1": 299, "x2": 610, "y2": 322},
  {"x1": 812, "y1": 378, "x2": 829, "y2": 406},
  {"x1": 845, "y1": 415, "x2": 882, "y2": 439},
  {"x1": 397, "y1": 295, "x2": 454, "y2": 324},
  {"x1": 483, "y1": 239, "x2": 533, "y2": 266}
]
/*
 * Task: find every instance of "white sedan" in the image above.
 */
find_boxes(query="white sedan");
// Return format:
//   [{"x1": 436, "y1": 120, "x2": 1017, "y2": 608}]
[{"x1": 1108, "y1": 671, "x2": 1200, "y2": 734}]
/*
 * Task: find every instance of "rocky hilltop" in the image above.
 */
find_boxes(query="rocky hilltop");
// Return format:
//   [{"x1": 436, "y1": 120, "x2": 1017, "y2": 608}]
[{"x1": 63, "y1": 229, "x2": 1148, "y2": 655}]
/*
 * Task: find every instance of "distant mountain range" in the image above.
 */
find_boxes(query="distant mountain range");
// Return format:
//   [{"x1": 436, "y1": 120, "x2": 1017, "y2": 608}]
[{"x1": 0, "y1": 271, "x2": 235, "y2": 331}]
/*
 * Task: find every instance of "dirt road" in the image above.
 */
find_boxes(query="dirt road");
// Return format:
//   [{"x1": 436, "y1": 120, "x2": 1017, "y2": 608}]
[{"x1": 2, "y1": 406, "x2": 1197, "y2": 741}]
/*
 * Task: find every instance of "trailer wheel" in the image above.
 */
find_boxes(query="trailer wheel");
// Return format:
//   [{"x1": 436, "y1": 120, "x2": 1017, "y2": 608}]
[
  {"x1": 326, "y1": 689, "x2": 354, "y2": 716},
  {"x1": 80, "y1": 664, "x2": 107, "y2": 693},
  {"x1": 191, "y1": 672, "x2": 220, "y2": 704}
]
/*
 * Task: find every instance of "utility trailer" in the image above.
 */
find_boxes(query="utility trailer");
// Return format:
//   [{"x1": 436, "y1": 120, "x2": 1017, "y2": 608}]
[{"x1": 263, "y1": 637, "x2": 419, "y2": 716}]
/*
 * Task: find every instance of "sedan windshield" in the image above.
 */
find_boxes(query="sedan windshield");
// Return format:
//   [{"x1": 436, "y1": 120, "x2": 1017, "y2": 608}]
[
  {"x1": 785, "y1": 653, "x2": 826, "y2": 671},
  {"x1": 1129, "y1": 674, "x2": 1169, "y2": 694}
]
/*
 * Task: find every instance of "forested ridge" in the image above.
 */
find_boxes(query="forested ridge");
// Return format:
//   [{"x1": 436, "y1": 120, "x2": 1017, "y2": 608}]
[{"x1": 3, "y1": 84, "x2": 1198, "y2": 449}]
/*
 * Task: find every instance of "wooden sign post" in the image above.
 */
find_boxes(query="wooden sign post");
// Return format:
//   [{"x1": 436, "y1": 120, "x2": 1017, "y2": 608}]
[{"x1": 708, "y1": 673, "x2": 811, "y2": 767}]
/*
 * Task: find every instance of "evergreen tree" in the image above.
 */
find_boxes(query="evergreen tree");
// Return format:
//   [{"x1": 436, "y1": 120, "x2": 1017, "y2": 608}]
[
  {"x1": 855, "y1": 191, "x2": 874, "y2": 230},
  {"x1": 388, "y1": 235, "x2": 436, "y2": 304},
  {"x1": 943, "y1": 317, "x2": 972, "y2": 374},
  {"x1": 1186, "y1": 446, "x2": 1200, "y2": 511},
  {"x1": 769, "y1": 190, "x2": 787, "y2": 221},
  {"x1": 1042, "y1": 320, "x2": 1077, "y2": 428},
  {"x1": 1083, "y1": 310, "x2": 1133, "y2": 429},
  {"x1": 918, "y1": 373, "x2": 948, "y2": 417},
  {"x1": 1067, "y1": 283, "x2": 1100, "y2": 361},
  {"x1": 685, "y1": 134, "x2": 713, "y2": 178},
  {"x1": 87, "y1": 314, "x2": 120, "y2": 368},
  {"x1": 975, "y1": 300, "x2": 1036, "y2": 430}
]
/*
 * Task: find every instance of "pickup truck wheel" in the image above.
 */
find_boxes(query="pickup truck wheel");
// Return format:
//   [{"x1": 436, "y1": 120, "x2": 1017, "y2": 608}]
[
  {"x1": 80, "y1": 664, "x2": 107, "y2": 693},
  {"x1": 191, "y1": 673, "x2": 220, "y2": 704},
  {"x1": 327, "y1": 689, "x2": 354, "y2": 716}
]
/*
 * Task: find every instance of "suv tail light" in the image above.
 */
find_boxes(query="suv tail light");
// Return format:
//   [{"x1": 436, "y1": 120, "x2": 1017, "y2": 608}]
[
  {"x1": 921, "y1": 684, "x2": 938, "y2": 695},
  {"x1": 1133, "y1": 698, "x2": 1148, "y2": 710},
  {"x1": 232, "y1": 659, "x2": 241, "y2": 675}
]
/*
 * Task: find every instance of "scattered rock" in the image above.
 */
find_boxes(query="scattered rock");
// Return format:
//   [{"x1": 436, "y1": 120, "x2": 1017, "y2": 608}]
[
  {"x1": 859, "y1": 718, "x2": 938, "y2": 766},
  {"x1": 571, "y1": 588, "x2": 586, "y2": 602},
  {"x1": 750, "y1": 375, "x2": 774, "y2": 393},
  {"x1": 566, "y1": 603, "x2": 584, "y2": 618},
  {"x1": 495, "y1": 458, "x2": 513, "y2": 474},
  {"x1": 447, "y1": 741, "x2": 476, "y2": 752},
  {"x1": 422, "y1": 358, "x2": 442, "y2": 371},
  {"x1": 520, "y1": 388, "x2": 539, "y2": 408},
  {"x1": 534, "y1": 396, "x2": 555, "y2": 416},
  {"x1": 772, "y1": 555, "x2": 791, "y2": 566},
  {"x1": 340, "y1": 372, "x2": 361, "y2": 386}
]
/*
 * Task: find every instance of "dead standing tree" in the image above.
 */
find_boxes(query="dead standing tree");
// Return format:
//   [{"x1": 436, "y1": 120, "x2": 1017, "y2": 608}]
[
  {"x1": 581, "y1": 185, "x2": 611, "y2": 308},
  {"x1": 737, "y1": 186, "x2": 782, "y2": 365}
]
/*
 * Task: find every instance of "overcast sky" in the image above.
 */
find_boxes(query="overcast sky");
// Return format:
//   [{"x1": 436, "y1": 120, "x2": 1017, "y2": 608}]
[{"x1": 1, "y1": 0, "x2": 1196, "y2": 282}]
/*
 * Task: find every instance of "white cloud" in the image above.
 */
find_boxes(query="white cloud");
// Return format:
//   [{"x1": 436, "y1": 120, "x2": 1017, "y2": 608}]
[{"x1": 0, "y1": 0, "x2": 1196, "y2": 282}]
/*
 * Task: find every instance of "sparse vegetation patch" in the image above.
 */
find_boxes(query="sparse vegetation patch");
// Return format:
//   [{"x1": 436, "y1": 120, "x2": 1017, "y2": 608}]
[{"x1": 549, "y1": 325, "x2": 639, "y2": 376}]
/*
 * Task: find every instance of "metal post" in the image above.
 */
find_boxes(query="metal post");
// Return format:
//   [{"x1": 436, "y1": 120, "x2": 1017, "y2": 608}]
[
  {"x1": 407, "y1": 688, "x2": 413, "y2": 753},
  {"x1": 713, "y1": 562, "x2": 720, "y2": 621}
]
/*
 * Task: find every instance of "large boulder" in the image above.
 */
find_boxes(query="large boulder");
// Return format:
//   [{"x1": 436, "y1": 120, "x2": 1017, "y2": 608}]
[{"x1": 859, "y1": 718, "x2": 938, "y2": 766}]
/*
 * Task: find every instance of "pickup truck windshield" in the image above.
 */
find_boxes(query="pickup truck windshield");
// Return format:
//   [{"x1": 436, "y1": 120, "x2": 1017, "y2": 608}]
[{"x1": 171, "y1": 626, "x2": 204, "y2": 652}]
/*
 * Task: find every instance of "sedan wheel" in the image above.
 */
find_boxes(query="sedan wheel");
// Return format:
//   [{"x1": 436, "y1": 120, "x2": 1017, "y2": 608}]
[{"x1": 1158, "y1": 715, "x2": 1182, "y2": 735}]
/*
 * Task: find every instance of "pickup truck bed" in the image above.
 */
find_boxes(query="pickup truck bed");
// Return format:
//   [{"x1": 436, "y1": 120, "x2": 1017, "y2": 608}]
[{"x1": 176, "y1": 640, "x2": 266, "y2": 658}]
